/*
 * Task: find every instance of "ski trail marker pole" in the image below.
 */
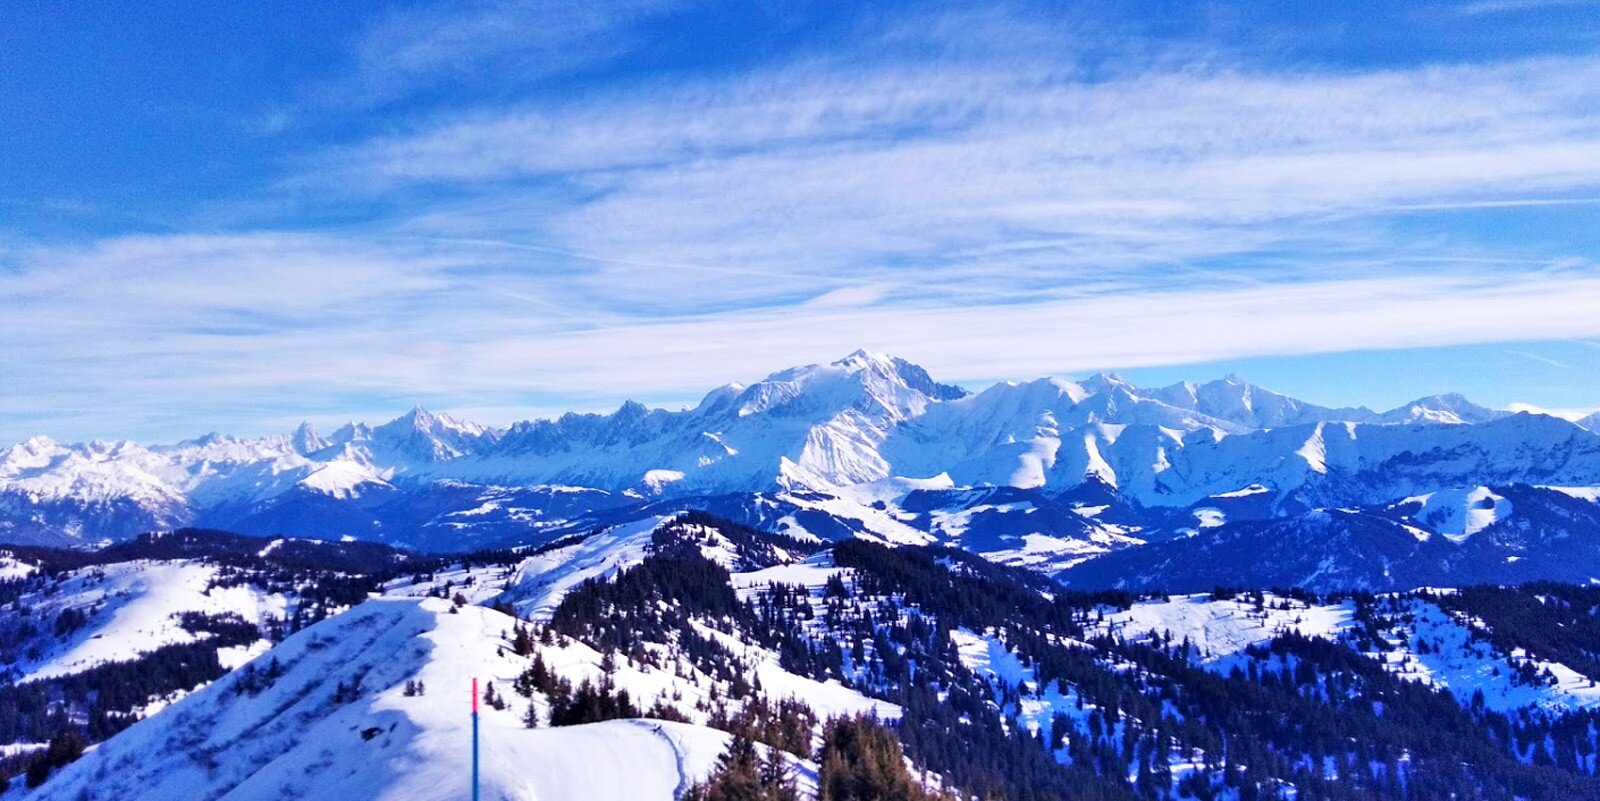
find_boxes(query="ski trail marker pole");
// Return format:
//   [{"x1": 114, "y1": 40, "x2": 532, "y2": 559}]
[{"x1": 472, "y1": 676, "x2": 480, "y2": 801}]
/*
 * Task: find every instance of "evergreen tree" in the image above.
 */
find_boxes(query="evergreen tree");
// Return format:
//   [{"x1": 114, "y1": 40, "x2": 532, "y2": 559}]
[
  {"x1": 688, "y1": 732, "x2": 801, "y2": 801},
  {"x1": 818, "y1": 716, "x2": 935, "y2": 801}
]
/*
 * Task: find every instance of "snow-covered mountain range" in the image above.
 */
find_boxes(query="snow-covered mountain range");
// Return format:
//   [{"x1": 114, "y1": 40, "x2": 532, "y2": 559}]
[{"x1": 5, "y1": 350, "x2": 1600, "y2": 589}]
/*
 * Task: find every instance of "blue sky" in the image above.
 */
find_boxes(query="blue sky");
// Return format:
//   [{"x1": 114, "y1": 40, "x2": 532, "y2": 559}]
[{"x1": 5, "y1": 0, "x2": 1600, "y2": 441}]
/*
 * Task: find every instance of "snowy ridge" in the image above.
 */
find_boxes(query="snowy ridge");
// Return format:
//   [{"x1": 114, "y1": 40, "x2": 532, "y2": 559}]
[
  {"x1": 24, "y1": 581, "x2": 903, "y2": 801},
  {"x1": 1396, "y1": 487, "x2": 1512, "y2": 543},
  {"x1": 380, "y1": 513, "x2": 818, "y2": 621},
  {"x1": 22, "y1": 599, "x2": 778, "y2": 801},
  {"x1": 493, "y1": 515, "x2": 670, "y2": 620}
]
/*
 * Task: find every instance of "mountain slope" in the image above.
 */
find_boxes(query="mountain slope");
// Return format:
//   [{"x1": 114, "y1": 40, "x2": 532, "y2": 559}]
[
  {"x1": 1148, "y1": 375, "x2": 1376, "y2": 429},
  {"x1": 16, "y1": 516, "x2": 1600, "y2": 799},
  {"x1": 1058, "y1": 484, "x2": 1600, "y2": 592},
  {"x1": 22, "y1": 599, "x2": 753, "y2": 801}
]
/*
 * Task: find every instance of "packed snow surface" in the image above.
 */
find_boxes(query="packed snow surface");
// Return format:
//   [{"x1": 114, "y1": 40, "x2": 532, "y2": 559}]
[
  {"x1": 731, "y1": 552, "x2": 847, "y2": 596},
  {"x1": 0, "y1": 556, "x2": 37, "y2": 580}
]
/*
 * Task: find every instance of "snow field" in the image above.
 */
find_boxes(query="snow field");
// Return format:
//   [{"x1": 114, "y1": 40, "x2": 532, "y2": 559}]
[
  {"x1": 17, "y1": 560, "x2": 289, "y2": 681},
  {"x1": 1097, "y1": 593, "x2": 1353, "y2": 668}
]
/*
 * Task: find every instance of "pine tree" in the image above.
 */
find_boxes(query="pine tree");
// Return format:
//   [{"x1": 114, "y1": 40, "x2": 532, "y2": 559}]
[
  {"x1": 760, "y1": 743, "x2": 800, "y2": 801},
  {"x1": 512, "y1": 625, "x2": 535, "y2": 657},
  {"x1": 818, "y1": 716, "x2": 933, "y2": 801},
  {"x1": 24, "y1": 729, "x2": 85, "y2": 788},
  {"x1": 483, "y1": 681, "x2": 507, "y2": 711}
]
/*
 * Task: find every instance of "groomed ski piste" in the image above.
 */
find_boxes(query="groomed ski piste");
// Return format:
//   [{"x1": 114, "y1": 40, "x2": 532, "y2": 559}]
[{"x1": 19, "y1": 595, "x2": 891, "y2": 801}]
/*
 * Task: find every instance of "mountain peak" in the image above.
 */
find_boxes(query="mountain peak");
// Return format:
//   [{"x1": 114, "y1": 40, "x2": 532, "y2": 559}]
[
  {"x1": 368, "y1": 407, "x2": 486, "y2": 462},
  {"x1": 831, "y1": 348, "x2": 896, "y2": 371},
  {"x1": 374, "y1": 407, "x2": 434, "y2": 437},
  {"x1": 831, "y1": 351, "x2": 963, "y2": 396},
  {"x1": 328, "y1": 421, "x2": 372, "y2": 445},
  {"x1": 3, "y1": 435, "x2": 60, "y2": 465},
  {"x1": 290, "y1": 422, "x2": 329, "y2": 456},
  {"x1": 1079, "y1": 372, "x2": 1134, "y2": 394},
  {"x1": 613, "y1": 399, "x2": 652, "y2": 421},
  {"x1": 696, "y1": 382, "x2": 746, "y2": 412},
  {"x1": 379, "y1": 406, "x2": 485, "y2": 436},
  {"x1": 185, "y1": 432, "x2": 230, "y2": 446},
  {"x1": 398, "y1": 405, "x2": 437, "y2": 426},
  {"x1": 757, "y1": 351, "x2": 965, "y2": 407},
  {"x1": 1379, "y1": 393, "x2": 1504, "y2": 426}
]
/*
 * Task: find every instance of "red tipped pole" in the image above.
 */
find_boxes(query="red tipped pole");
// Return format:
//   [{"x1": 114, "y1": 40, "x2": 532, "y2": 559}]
[{"x1": 472, "y1": 677, "x2": 480, "y2": 801}]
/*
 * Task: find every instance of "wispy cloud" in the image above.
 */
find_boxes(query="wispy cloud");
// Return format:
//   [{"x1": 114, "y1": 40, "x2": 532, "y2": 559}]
[
  {"x1": 9, "y1": 4, "x2": 1600, "y2": 440},
  {"x1": 311, "y1": 0, "x2": 687, "y2": 109},
  {"x1": 1455, "y1": 0, "x2": 1600, "y2": 15},
  {"x1": 1504, "y1": 402, "x2": 1598, "y2": 419},
  {"x1": 310, "y1": 53, "x2": 1600, "y2": 315},
  {"x1": 7, "y1": 226, "x2": 1600, "y2": 441},
  {"x1": 1503, "y1": 348, "x2": 1575, "y2": 369}
]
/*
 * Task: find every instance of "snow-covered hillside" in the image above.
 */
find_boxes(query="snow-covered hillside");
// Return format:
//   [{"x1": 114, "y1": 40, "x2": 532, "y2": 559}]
[
  {"x1": 1097, "y1": 593, "x2": 1353, "y2": 668},
  {"x1": 10, "y1": 560, "x2": 287, "y2": 682},
  {"x1": 22, "y1": 599, "x2": 797, "y2": 801},
  {"x1": 1088, "y1": 592, "x2": 1600, "y2": 713},
  {"x1": 14, "y1": 512, "x2": 1600, "y2": 800},
  {"x1": 1060, "y1": 483, "x2": 1600, "y2": 592},
  {"x1": 18, "y1": 516, "x2": 903, "y2": 801}
]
